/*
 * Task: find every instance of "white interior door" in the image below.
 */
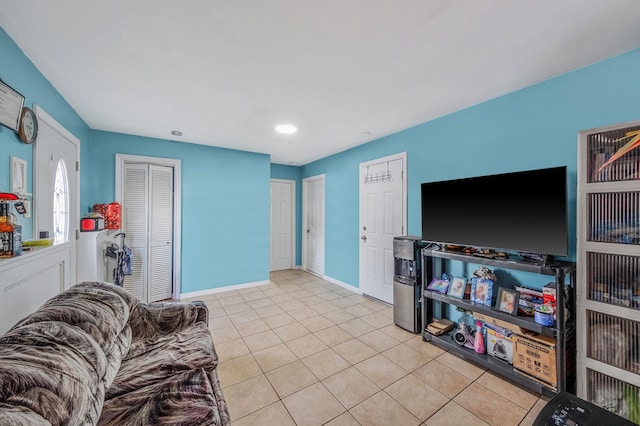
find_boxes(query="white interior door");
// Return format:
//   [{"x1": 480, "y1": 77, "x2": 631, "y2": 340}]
[
  {"x1": 122, "y1": 162, "x2": 174, "y2": 302},
  {"x1": 304, "y1": 175, "x2": 325, "y2": 276},
  {"x1": 359, "y1": 153, "x2": 406, "y2": 303},
  {"x1": 270, "y1": 179, "x2": 295, "y2": 271},
  {"x1": 33, "y1": 105, "x2": 79, "y2": 288}
]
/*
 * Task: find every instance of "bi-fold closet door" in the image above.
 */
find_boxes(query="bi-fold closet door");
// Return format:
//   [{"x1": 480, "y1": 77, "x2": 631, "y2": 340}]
[{"x1": 123, "y1": 162, "x2": 174, "y2": 302}]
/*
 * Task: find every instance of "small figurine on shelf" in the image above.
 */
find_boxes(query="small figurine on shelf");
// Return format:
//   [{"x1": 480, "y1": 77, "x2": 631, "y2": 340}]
[{"x1": 474, "y1": 320, "x2": 486, "y2": 354}]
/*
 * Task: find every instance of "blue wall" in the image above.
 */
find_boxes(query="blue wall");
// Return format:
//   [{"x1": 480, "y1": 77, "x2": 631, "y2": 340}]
[
  {"x1": 87, "y1": 131, "x2": 271, "y2": 292},
  {"x1": 304, "y1": 49, "x2": 640, "y2": 289},
  {"x1": 0, "y1": 27, "x2": 91, "y2": 239},
  {"x1": 270, "y1": 164, "x2": 302, "y2": 266}
]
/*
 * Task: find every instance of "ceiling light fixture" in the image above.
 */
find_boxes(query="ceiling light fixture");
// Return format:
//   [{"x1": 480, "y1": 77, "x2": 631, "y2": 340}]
[
  {"x1": 275, "y1": 123, "x2": 298, "y2": 134},
  {"x1": 171, "y1": 130, "x2": 182, "y2": 136}
]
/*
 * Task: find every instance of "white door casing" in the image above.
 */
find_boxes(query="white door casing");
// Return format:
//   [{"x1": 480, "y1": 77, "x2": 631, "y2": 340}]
[
  {"x1": 303, "y1": 175, "x2": 325, "y2": 276},
  {"x1": 116, "y1": 154, "x2": 181, "y2": 301},
  {"x1": 359, "y1": 153, "x2": 407, "y2": 304},
  {"x1": 270, "y1": 179, "x2": 295, "y2": 271},
  {"x1": 33, "y1": 105, "x2": 79, "y2": 288}
]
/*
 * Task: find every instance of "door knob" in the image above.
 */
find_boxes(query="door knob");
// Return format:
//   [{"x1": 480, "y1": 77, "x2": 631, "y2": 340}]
[{"x1": 361, "y1": 235, "x2": 367, "y2": 241}]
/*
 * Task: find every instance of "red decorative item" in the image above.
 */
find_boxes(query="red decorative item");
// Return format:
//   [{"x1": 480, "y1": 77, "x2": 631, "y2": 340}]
[{"x1": 93, "y1": 202, "x2": 121, "y2": 230}]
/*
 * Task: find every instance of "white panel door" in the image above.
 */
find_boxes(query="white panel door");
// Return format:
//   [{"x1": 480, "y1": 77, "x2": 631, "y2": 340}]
[
  {"x1": 270, "y1": 179, "x2": 294, "y2": 271},
  {"x1": 359, "y1": 154, "x2": 406, "y2": 303},
  {"x1": 148, "y1": 165, "x2": 174, "y2": 301},
  {"x1": 304, "y1": 175, "x2": 325, "y2": 276}
]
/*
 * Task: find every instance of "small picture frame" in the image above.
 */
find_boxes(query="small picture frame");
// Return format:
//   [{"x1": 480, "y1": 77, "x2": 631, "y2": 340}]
[
  {"x1": 427, "y1": 278, "x2": 450, "y2": 294},
  {"x1": 10, "y1": 156, "x2": 28, "y2": 194},
  {"x1": 447, "y1": 276, "x2": 466, "y2": 299},
  {"x1": 471, "y1": 277, "x2": 493, "y2": 306},
  {"x1": 496, "y1": 287, "x2": 519, "y2": 316}
]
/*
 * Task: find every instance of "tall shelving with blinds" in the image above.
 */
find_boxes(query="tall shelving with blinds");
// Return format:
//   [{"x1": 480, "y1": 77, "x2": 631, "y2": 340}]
[{"x1": 577, "y1": 121, "x2": 640, "y2": 424}]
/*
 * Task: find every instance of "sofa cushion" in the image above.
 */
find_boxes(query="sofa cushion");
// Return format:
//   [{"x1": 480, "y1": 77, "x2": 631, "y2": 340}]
[
  {"x1": 106, "y1": 322, "x2": 217, "y2": 399},
  {"x1": 0, "y1": 402, "x2": 52, "y2": 426},
  {"x1": 98, "y1": 368, "x2": 221, "y2": 426},
  {"x1": 0, "y1": 321, "x2": 107, "y2": 425}
]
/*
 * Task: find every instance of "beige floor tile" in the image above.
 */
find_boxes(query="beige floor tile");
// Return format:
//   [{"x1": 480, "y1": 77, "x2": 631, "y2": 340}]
[
  {"x1": 345, "y1": 304, "x2": 375, "y2": 317},
  {"x1": 318, "y1": 291, "x2": 342, "y2": 301},
  {"x1": 332, "y1": 338, "x2": 377, "y2": 365},
  {"x1": 263, "y1": 287, "x2": 286, "y2": 297},
  {"x1": 233, "y1": 401, "x2": 296, "y2": 426},
  {"x1": 266, "y1": 359, "x2": 319, "y2": 398},
  {"x1": 355, "y1": 354, "x2": 408, "y2": 388},
  {"x1": 315, "y1": 325, "x2": 354, "y2": 346},
  {"x1": 313, "y1": 301, "x2": 340, "y2": 314},
  {"x1": 435, "y1": 352, "x2": 486, "y2": 380},
  {"x1": 283, "y1": 382, "x2": 346, "y2": 426},
  {"x1": 228, "y1": 309, "x2": 260, "y2": 325},
  {"x1": 208, "y1": 307, "x2": 229, "y2": 319},
  {"x1": 235, "y1": 318, "x2": 271, "y2": 337},
  {"x1": 278, "y1": 299, "x2": 306, "y2": 311},
  {"x1": 454, "y1": 382, "x2": 528, "y2": 426},
  {"x1": 519, "y1": 411, "x2": 538, "y2": 426},
  {"x1": 476, "y1": 371, "x2": 539, "y2": 410},
  {"x1": 378, "y1": 307, "x2": 393, "y2": 319},
  {"x1": 302, "y1": 349, "x2": 350, "y2": 380},
  {"x1": 382, "y1": 343, "x2": 432, "y2": 372},
  {"x1": 404, "y1": 336, "x2": 447, "y2": 358},
  {"x1": 379, "y1": 324, "x2": 416, "y2": 342},
  {"x1": 385, "y1": 374, "x2": 449, "y2": 421},
  {"x1": 215, "y1": 337, "x2": 251, "y2": 361},
  {"x1": 255, "y1": 304, "x2": 286, "y2": 318},
  {"x1": 289, "y1": 307, "x2": 319, "y2": 321},
  {"x1": 249, "y1": 297, "x2": 275, "y2": 309},
  {"x1": 218, "y1": 353, "x2": 262, "y2": 386},
  {"x1": 324, "y1": 411, "x2": 362, "y2": 426},
  {"x1": 253, "y1": 343, "x2": 298, "y2": 372},
  {"x1": 289, "y1": 289, "x2": 314, "y2": 299},
  {"x1": 338, "y1": 318, "x2": 375, "y2": 337},
  {"x1": 300, "y1": 315, "x2": 335, "y2": 332},
  {"x1": 242, "y1": 291, "x2": 267, "y2": 302},
  {"x1": 274, "y1": 322, "x2": 310, "y2": 342},
  {"x1": 425, "y1": 401, "x2": 489, "y2": 426},
  {"x1": 209, "y1": 315, "x2": 234, "y2": 330},
  {"x1": 361, "y1": 299, "x2": 390, "y2": 312},
  {"x1": 223, "y1": 302, "x2": 254, "y2": 315},
  {"x1": 270, "y1": 293, "x2": 295, "y2": 304},
  {"x1": 350, "y1": 390, "x2": 421, "y2": 426},
  {"x1": 529, "y1": 397, "x2": 548, "y2": 416},
  {"x1": 322, "y1": 309, "x2": 357, "y2": 324},
  {"x1": 286, "y1": 333, "x2": 329, "y2": 358},
  {"x1": 357, "y1": 329, "x2": 401, "y2": 353},
  {"x1": 263, "y1": 312, "x2": 296, "y2": 328},
  {"x1": 218, "y1": 294, "x2": 246, "y2": 306},
  {"x1": 360, "y1": 312, "x2": 393, "y2": 328},
  {"x1": 209, "y1": 326, "x2": 241, "y2": 344},
  {"x1": 243, "y1": 329, "x2": 283, "y2": 352},
  {"x1": 224, "y1": 374, "x2": 279, "y2": 420},
  {"x1": 413, "y1": 360, "x2": 472, "y2": 398},
  {"x1": 323, "y1": 367, "x2": 380, "y2": 409}
]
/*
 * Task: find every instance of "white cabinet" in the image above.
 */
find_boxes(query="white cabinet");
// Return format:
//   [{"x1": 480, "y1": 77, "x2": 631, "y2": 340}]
[{"x1": 577, "y1": 121, "x2": 640, "y2": 424}]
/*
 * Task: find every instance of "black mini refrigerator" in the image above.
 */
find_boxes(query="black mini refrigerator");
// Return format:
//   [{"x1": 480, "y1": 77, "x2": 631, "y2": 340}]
[{"x1": 393, "y1": 236, "x2": 427, "y2": 333}]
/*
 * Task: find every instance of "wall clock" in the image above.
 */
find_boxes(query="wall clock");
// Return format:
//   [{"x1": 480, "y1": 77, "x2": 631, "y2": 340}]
[{"x1": 18, "y1": 107, "x2": 38, "y2": 144}]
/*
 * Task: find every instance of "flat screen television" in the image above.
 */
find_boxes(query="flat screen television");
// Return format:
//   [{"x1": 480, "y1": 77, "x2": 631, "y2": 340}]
[{"x1": 421, "y1": 166, "x2": 568, "y2": 257}]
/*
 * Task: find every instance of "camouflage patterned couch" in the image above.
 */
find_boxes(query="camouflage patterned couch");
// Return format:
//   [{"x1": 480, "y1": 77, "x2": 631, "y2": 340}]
[{"x1": 0, "y1": 281, "x2": 230, "y2": 426}]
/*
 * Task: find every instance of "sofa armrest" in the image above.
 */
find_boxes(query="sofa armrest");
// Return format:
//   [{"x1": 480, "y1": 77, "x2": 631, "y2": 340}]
[{"x1": 129, "y1": 301, "x2": 209, "y2": 340}]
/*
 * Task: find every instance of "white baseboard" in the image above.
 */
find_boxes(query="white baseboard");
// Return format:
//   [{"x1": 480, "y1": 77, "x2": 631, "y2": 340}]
[
  {"x1": 322, "y1": 275, "x2": 362, "y2": 295},
  {"x1": 180, "y1": 280, "x2": 270, "y2": 299}
]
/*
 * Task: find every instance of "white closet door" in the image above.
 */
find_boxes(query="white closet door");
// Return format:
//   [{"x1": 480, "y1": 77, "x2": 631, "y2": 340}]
[
  {"x1": 123, "y1": 163, "x2": 148, "y2": 301},
  {"x1": 148, "y1": 165, "x2": 174, "y2": 301}
]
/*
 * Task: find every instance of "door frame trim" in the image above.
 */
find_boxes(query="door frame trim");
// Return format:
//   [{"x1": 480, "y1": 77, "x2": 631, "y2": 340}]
[
  {"x1": 358, "y1": 152, "x2": 407, "y2": 300},
  {"x1": 115, "y1": 154, "x2": 182, "y2": 299},
  {"x1": 302, "y1": 174, "x2": 325, "y2": 275},
  {"x1": 270, "y1": 178, "x2": 296, "y2": 271}
]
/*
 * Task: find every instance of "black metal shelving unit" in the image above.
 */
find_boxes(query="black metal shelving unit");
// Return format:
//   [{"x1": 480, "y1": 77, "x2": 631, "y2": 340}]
[{"x1": 421, "y1": 248, "x2": 576, "y2": 396}]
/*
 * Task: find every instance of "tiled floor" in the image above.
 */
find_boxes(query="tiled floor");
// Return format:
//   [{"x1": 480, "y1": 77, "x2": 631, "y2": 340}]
[{"x1": 184, "y1": 270, "x2": 549, "y2": 426}]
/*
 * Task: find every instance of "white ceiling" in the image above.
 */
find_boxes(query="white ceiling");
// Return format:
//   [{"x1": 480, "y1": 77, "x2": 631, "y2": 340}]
[{"x1": 1, "y1": 1, "x2": 639, "y2": 165}]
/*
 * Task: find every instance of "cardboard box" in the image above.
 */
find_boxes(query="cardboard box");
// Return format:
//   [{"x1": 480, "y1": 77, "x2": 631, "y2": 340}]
[
  {"x1": 473, "y1": 312, "x2": 521, "y2": 334},
  {"x1": 486, "y1": 328, "x2": 513, "y2": 364},
  {"x1": 513, "y1": 332, "x2": 557, "y2": 385}
]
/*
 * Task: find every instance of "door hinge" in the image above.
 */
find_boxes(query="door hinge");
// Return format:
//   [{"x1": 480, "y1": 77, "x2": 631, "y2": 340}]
[
  {"x1": 76, "y1": 161, "x2": 79, "y2": 172},
  {"x1": 76, "y1": 229, "x2": 79, "y2": 240}
]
